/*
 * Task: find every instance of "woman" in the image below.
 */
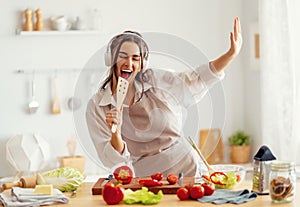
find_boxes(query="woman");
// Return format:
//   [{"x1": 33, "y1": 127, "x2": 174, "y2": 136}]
[{"x1": 86, "y1": 17, "x2": 242, "y2": 177}]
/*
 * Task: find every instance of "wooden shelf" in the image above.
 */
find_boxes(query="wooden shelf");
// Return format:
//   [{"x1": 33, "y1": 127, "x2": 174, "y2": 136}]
[{"x1": 16, "y1": 29, "x2": 102, "y2": 36}]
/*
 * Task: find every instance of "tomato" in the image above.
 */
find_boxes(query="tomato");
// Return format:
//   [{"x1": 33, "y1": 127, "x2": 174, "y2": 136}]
[
  {"x1": 102, "y1": 183, "x2": 124, "y2": 205},
  {"x1": 151, "y1": 173, "x2": 163, "y2": 181},
  {"x1": 189, "y1": 185, "x2": 205, "y2": 199},
  {"x1": 167, "y1": 174, "x2": 178, "y2": 185},
  {"x1": 236, "y1": 174, "x2": 241, "y2": 182},
  {"x1": 113, "y1": 165, "x2": 133, "y2": 184},
  {"x1": 177, "y1": 187, "x2": 189, "y2": 200},
  {"x1": 139, "y1": 179, "x2": 163, "y2": 187},
  {"x1": 201, "y1": 182, "x2": 215, "y2": 196}
]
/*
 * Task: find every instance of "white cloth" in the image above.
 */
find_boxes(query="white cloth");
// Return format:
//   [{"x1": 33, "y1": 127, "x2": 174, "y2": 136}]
[
  {"x1": 0, "y1": 187, "x2": 69, "y2": 207},
  {"x1": 86, "y1": 64, "x2": 224, "y2": 176}
]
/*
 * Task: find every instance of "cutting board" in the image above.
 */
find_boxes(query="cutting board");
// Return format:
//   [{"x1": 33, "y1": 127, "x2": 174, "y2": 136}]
[{"x1": 92, "y1": 177, "x2": 194, "y2": 195}]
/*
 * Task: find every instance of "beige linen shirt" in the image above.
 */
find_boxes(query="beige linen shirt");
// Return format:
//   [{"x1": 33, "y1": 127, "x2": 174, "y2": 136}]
[{"x1": 86, "y1": 63, "x2": 224, "y2": 177}]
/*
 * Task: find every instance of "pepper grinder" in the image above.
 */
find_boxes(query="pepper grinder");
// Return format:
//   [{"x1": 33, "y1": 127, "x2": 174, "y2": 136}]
[
  {"x1": 24, "y1": 9, "x2": 33, "y2": 31},
  {"x1": 35, "y1": 8, "x2": 43, "y2": 31}
]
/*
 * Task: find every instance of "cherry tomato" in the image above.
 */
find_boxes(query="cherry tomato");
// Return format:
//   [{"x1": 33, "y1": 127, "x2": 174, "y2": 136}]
[
  {"x1": 189, "y1": 185, "x2": 205, "y2": 199},
  {"x1": 102, "y1": 183, "x2": 124, "y2": 205},
  {"x1": 201, "y1": 182, "x2": 215, "y2": 196},
  {"x1": 113, "y1": 165, "x2": 133, "y2": 184},
  {"x1": 151, "y1": 173, "x2": 163, "y2": 181},
  {"x1": 177, "y1": 187, "x2": 189, "y2": 200},
  {"x1": 139, "y1": 179, "x2": 163, "y2": 187},
  {"x1": 236, "y1": 174, "x2": 241, "y2": 182},
  {"x1": 167, "y1": 174, "x2": 178, "y2": 185}
]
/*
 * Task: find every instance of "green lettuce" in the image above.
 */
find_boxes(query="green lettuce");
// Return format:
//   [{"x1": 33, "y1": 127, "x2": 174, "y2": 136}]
[{"x1": 123, "y1": 187, "x2": 163, "y2": 205}]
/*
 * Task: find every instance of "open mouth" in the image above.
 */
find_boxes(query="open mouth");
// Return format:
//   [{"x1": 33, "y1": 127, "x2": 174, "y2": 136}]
[{"x1": 120, "y1": 69, "x2": 132, "y2": 80}]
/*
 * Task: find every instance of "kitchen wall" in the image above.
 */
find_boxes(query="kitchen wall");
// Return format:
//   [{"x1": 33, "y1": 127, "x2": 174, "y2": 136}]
[{"x1": 0, "y1": 0, "x2": 259, "y2": 178}]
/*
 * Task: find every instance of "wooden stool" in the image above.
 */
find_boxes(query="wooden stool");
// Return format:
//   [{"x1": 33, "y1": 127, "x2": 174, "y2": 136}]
[{"x1": 199, "y1": 128, "x2": 224, "y2": 164}]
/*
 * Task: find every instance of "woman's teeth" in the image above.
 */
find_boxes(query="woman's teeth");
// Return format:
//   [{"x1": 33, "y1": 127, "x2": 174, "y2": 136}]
[{"x1": 120, "y1": 70, "x2": 132, "y2": 79}]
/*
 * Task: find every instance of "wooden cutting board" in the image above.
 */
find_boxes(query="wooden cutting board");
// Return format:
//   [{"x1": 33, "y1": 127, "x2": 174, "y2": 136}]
[{"x1": 92, "y1": 177, "x2": 195, "y2": 195}]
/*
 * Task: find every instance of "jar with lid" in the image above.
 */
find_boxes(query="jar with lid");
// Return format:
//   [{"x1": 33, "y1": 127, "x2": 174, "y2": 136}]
[{"x1": 269, "y1": 161, "x2": 296, "y2": 203}]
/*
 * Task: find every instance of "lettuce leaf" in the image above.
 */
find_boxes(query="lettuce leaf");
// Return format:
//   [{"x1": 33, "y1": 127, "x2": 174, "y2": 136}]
[{"x1": 123, "y1": 187, "x2": 163, "y2": 205}]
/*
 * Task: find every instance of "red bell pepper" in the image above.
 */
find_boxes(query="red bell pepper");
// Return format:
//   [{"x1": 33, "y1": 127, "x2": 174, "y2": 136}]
[
  {"x1": 209, "y1": 172, "x2": 228, "y2": 186},
  {"x1": 139, "y1": 179, "x2": 163, "y2": 187}
]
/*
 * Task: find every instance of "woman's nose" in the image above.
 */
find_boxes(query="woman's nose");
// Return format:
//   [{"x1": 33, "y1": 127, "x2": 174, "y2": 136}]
[{"x1": 125, "y1": 57, "x2": 133, "y2": 68}]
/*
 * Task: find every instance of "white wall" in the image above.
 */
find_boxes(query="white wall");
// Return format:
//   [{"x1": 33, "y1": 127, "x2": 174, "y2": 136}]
[{"x1": 0, "y1": 0, "x2": 258, "y2": 178}]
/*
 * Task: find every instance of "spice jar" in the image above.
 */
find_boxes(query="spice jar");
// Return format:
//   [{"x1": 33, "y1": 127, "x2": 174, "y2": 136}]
[{"x1": 269, "y1": 161, "x2": 296, "y2": 203}]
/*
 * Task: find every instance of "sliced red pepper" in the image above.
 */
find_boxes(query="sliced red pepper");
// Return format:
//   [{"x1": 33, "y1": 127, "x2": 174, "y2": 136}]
[
  {"x1": 209, "y1": 172, "x2": 228, "y2": 186},
  {"x1": 139, "y1": 179, "x2": 163, "y2": 187}
]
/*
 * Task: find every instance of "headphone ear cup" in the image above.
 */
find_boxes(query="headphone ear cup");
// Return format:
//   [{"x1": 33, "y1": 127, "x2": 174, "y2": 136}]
[{"x1": 104, "y1": 52, "x2": 111, "y2": 67}]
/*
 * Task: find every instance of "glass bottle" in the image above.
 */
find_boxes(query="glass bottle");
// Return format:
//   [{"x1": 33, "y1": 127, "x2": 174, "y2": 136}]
[{"x1": 269, "y1": 161, "x2": 296, "y2": 203}]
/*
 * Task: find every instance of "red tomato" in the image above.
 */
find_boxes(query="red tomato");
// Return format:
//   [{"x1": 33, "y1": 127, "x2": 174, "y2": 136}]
[
  {"x1": 189, "y1": 185, "x2": 205, "y2": 199},
  {"x1": 113, "y1": 165, "x2": 133, "y2": 184},
  {"x1": 151, "y1": 173, "x2": 163, "y2": 181},
  {"x1": 167, "y1": 174, "x2": 178, "y2": 185},
  {"x1": 102, "y1": 183, "x2": 124, "y2": 205},
  {"x1": 201, "y1": 182, "x2": 215, "y2": 196},
  {"x1": 177, "y1": 187, "x2": 189, "y2": 200},
  {"x1": 236, "y1": 174, "x2": 241, "y2": 182}
]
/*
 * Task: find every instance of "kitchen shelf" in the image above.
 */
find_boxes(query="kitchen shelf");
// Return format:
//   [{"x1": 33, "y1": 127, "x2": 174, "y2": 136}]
[{"x1": 16, "y1": 29, "x2": 102, "y2": 36}]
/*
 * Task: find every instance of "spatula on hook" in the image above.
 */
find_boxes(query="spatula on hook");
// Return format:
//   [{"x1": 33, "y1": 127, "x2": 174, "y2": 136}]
[{"x1": 111, "y1": 77, "x2": 129, "y2": 133}]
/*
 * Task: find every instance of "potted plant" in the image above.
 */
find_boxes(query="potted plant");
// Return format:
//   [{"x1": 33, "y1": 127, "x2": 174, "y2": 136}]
[{"x1": 228, "y1": 130, "x2": 251, "y2": 163}]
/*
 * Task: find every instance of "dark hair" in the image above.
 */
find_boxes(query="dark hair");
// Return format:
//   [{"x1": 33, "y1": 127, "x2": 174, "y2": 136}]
[{"x1": 101, "y1": 31, "x2": 149, "y2": 102}]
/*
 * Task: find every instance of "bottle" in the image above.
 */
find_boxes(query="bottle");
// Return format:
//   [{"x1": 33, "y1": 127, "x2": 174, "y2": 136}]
[
  {"x1": 24, "y1": 9, "x2": 33, "y2": 31},
  {"x1": 35, "y1": 8, "x2": 43, "y2": 31},
  {"x1": 269, "y1": 161, "x2": 296, "y2": 203},
  {"x1": 90, "y1": 8, "x2": 103, "y2": 31}
]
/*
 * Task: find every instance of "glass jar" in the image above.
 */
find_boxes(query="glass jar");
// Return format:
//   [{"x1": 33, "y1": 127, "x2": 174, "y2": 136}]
[{"x1": 269, "y1": 161, "x2": 296, "y2": 203}]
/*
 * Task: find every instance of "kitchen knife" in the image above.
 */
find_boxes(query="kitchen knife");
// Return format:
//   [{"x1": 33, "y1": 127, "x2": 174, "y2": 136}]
[
  {"x1": 101, "y1": 174, "x2": 113, "y2": 186},
  {"x1": 178, "y1": 172, "x2": 184, "y2": 186}
]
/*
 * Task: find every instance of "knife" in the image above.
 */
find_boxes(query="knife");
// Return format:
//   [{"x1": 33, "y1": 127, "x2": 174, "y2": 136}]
[
  {"x1": 101, "y1": 174, "x2": 113, "y2": 186},
  {"x1": 178, "y1": 172, "x2": 184, "y2": 186}
]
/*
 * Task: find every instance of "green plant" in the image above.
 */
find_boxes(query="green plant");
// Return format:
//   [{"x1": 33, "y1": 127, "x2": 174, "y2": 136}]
[{"x1": 228, "y1": 130, "x2": 250, "y2": 146}]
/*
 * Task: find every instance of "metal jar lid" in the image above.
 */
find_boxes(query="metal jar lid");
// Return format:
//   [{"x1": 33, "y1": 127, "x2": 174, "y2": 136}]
[{"x1": 270, "y1": 161, "x2": 295, "y2": 172}]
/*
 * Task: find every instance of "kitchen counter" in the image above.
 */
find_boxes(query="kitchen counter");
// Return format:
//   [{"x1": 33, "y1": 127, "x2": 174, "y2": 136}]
[{"x1": 49, "y1": 181, "x2": 299, "y2": 207}]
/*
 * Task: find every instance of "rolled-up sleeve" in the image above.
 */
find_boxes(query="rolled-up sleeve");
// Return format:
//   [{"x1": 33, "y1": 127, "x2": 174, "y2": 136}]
[{"x1": 86, "y1": 95, "x2": 130, "y2": 168}]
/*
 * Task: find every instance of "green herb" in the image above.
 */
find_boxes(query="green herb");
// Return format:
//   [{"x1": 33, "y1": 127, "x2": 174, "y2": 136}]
[{"x1": 228, "y1": 130, "x2": 250, "y2": 146}]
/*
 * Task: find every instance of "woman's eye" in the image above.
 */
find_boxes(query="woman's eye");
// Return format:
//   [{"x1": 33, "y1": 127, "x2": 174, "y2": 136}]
[{"x1": 119, "y1": 54, "x2": 127, "y2": 58}]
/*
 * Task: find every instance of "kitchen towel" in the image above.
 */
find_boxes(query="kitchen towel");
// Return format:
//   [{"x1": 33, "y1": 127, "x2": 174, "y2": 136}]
[
  {"x1": 198, "y1": 189, "x2": 257, "y2": 204},
  {"x1": 0, "y1": 187, "x2": 69, "y2": 207}
]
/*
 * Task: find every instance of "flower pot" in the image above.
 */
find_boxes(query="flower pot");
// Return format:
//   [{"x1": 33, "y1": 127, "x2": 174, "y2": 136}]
[{"x1": 230, "y1": 145, "x2": 250, "y2": 163}]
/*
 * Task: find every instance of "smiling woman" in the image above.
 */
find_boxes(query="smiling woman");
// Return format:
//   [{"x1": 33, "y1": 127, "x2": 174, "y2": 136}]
[{"x1": 85, "y1": 19, "x2": 242, "y2": 177}]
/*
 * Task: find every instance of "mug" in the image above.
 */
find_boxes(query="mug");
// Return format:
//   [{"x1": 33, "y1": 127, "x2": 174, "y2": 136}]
[{"x1": 51, "y1": 15, "x2": 71, "y2": 31}]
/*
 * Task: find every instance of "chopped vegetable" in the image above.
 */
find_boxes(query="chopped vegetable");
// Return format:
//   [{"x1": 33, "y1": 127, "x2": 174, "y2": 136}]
[
  {"x1": 123, "y1": 187, "x2": 163, "y2": 205},
  {"x1": 37, "y1": 167, "x2": 86, "y2": 192},
  {"x1": 210, "y1": 171, "x2": 238, "y2": 189},
  {"x1": 139, "y1": 179, "x2": 163, "y2": 187}
]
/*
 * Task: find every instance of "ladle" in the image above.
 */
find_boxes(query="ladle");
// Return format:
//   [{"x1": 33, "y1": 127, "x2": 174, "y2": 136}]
[{"x1": 28, "y1": 72, "x2": 39, "y2": 114}]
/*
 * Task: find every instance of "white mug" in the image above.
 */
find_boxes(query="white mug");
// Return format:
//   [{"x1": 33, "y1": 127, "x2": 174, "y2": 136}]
[{"x1": 51, "y1": 15, "x2": 71, "y2": 31}]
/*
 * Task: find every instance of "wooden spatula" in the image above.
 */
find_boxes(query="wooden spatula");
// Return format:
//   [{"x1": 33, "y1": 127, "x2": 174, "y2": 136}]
[
  {"x1": 111, "y1": 77, "x2": 129, "y2": 133},
  {"x1": 52, "y1": 76, "x2": 61, "y2": 114}
]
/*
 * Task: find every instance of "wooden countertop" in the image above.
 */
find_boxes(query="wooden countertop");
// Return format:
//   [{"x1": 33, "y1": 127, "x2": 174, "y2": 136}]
[{"x1": 50, "y1": 181, "x2": 299, "y2": 207}]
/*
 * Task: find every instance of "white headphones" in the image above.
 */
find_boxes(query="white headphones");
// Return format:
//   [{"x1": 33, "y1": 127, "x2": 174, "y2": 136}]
[{"x1": 104, "y1": 31, "x2": 149, "y2": 69}]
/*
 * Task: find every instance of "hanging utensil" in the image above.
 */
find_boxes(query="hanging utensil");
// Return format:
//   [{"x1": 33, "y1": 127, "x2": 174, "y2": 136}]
[
  {"x1": 51, "y1": 74, "x2": 61, "y2": 114},
  {"x1": 111, "y1": 77, "x2": 129, "y2": 133},
  {"x1": 28, "y1": 71, "x2": 39, "y2": 114},
  {"x1": 67, "y1": 71, "x2": 81, "y2": 111}
]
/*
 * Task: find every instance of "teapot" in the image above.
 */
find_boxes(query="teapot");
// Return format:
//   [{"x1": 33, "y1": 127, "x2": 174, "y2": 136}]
[{"x1": 51, "y1": 15, "x2": 71, "y2": 31}]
